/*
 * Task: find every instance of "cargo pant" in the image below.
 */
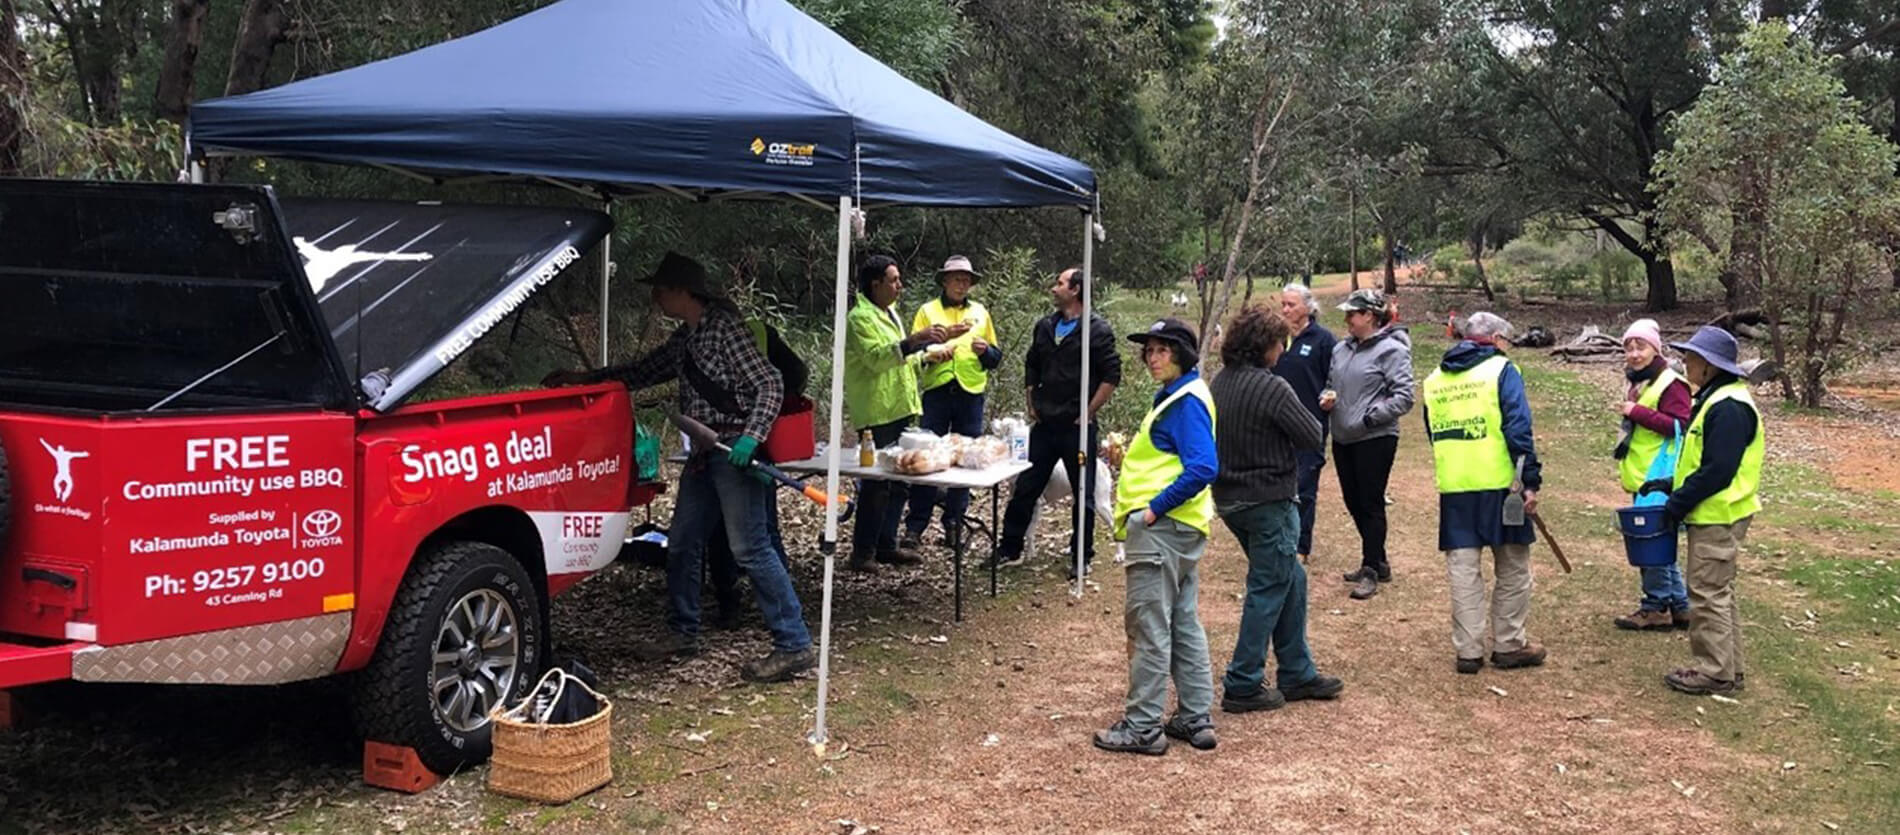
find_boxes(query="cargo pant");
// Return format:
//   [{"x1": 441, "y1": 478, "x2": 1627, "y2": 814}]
[
  {"x1": 1685, "y1": 518, "x2": 1751, "y2": 682},
  {"x1": 1120, "y1": 512, "x2": 1215, "y2": 732},
  {"x1": 1445, "y1": 543, "x2": 1533, "y2": 660}
]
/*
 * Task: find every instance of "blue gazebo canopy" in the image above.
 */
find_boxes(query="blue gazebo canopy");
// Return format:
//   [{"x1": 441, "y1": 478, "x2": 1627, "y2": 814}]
[{"x1": 189, "y1": 0, "x2": 1096, "y2": 208}]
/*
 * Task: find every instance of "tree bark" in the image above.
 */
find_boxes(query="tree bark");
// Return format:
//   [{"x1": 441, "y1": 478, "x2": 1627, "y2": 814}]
[
  {"x1": 1642, "y1": 253, "x2": 1679, "y2": 312},
  {"x1": 45, "y1": 0, "x2": 137, "y2": 124},
  {"x1": 1726, "y1": 161, "x2": 1766, "y2": 310},
  {"x1": 0, "y1": 0, "x2": 25, "y2": 175},
  {"x1": 224, "y1": 0, "x2": 292, "y2": 97},
  {"x1": 1348, "y1": 189, "x2": 1360, "y2": 291},
  {"x1": 1758, "y1": 0, "x2": 1791, "y2": 22},
  {"x1": 154, "y1": 0, "x2": 212, "y2": 123},
  {"x1": 1467, "y1": 226, "x2": 1495, "y2": 301},
  {"x1": 1381, "y1": 223, "x2": 1398, "y2": 294}
]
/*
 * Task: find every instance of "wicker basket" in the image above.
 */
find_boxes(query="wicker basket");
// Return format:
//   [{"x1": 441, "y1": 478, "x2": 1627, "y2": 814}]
[{"x1": 487, "y1": 669, "x2": 613, "y2": 804}]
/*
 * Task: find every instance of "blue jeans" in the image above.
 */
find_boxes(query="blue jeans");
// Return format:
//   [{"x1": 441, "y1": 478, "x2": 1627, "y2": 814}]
[
  {"x1": 1639, "y1": 563, "x2": 1689, "y2": 612},
  {"x1": 1218, "y1": 501, "x2": 1319, "y2": 696},
  {"x1": 705, "y1": 488, "x2": 788, "y2": 611},
  {"x1": 1293, "y1": 448, "x2": 1326, "y2": 555},
  {"x1": 906, "y1": 384, "x2": 986, "y2": 535},
  {"x1": 667, "y1": 458, "x2": 811, "y2": 652}
]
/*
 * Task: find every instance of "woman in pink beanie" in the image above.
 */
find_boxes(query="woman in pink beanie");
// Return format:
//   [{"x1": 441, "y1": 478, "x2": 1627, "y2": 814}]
[{"x1": 1612, "y1": 318, "x2": 1694, "y2": 630}]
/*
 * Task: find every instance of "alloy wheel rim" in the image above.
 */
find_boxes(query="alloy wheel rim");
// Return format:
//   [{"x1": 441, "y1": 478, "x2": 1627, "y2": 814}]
[{"x1": 430, "y1": 588, "x2": 521, "y2": 732}]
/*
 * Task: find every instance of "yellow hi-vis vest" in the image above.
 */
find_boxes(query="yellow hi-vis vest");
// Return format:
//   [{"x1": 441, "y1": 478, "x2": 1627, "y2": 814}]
[
  {"x1": 1422, "y1": 354, "x2": 1516, "y2": 493},
  {"x1": 913, "y1": 298, "x2": 999, "y2": 394},
  {"x1": 1674, "y1": 381, "x2": 1764, "y2": 525},
  {"x1": 1619, "y1": 367, "x2": 1686, "y2": 493},
  {"x1": 1114, "y1": 378, "x2": 1216, "y2": 539}
]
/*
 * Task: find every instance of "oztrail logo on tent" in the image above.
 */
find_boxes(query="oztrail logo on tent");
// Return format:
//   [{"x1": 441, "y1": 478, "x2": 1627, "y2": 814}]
[{"x1": 751, "y1": 138, "x2": 817, "y2": 167}]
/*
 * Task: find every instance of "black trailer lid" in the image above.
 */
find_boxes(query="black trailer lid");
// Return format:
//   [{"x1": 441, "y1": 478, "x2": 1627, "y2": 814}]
[
  {"x1": 0, "y1": 179, "x2": 353, "y2": 411},
  {"x1": 279, "y1": 198, "x2": 612, "y2": 411}
]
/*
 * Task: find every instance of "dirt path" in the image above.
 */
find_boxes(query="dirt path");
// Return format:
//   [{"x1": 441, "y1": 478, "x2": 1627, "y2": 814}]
[
  {"x1": 670, "y1": 438, "x2": 1739, "y2": 833},
  {"x1": 611, "y1": 276, "x2": 1766, "y2": 833}
]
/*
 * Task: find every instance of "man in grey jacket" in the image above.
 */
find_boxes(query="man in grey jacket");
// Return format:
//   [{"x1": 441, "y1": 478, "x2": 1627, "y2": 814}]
[{"x1": 1320, "y1": 289, "x2": 1416, "y2": 600}]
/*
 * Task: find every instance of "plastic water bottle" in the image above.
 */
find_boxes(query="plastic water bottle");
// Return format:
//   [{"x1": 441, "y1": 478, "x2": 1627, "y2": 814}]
[{"x1": 1008, "y1": 418, "x2": 1029, "y2": 462}]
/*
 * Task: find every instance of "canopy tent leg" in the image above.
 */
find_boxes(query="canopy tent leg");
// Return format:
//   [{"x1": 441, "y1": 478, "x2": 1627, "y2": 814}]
[
  {"x1": 1074, "y1": 209, "x2": 1095, "y2": 598},
  {"x1": 597, "y1": 200, "x2": 614, "y2": 366},
  {"x1": 811, "y1": 195, "x2": 853, "y2": 753}
]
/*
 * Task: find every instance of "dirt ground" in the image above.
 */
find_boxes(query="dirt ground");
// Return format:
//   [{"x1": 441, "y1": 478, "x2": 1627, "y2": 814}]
[{"x1": 2, "y1": 272, "x2": 1892, "y2": 833}]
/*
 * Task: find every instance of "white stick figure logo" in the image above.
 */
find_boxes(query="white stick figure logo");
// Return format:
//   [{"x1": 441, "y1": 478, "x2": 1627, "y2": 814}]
[
  {"x1": 39, "y1": 439, "x2": 89, "y2": 502},
  {"x1": 293, "y1": 237, "x2": 434, "y2": 293}
]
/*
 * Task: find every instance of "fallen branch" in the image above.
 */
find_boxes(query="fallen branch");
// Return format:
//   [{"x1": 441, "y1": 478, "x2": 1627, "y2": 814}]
[{"x1": 678, "y1": 761, "x2": 732, "y2": 778}]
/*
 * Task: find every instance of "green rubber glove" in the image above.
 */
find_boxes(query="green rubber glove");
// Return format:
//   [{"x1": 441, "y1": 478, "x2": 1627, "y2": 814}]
[{"x1": 728, "y1": 436, "x2": 761, "y2": 469}]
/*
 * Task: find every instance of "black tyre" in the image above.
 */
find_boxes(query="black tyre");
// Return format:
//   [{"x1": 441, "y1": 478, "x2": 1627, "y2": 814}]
[{"x1": 353, "y1": 540, "x2": 544, "y2": 774}]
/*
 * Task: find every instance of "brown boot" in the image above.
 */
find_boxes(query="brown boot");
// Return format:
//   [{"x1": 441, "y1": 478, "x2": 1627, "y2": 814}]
[
  {"x1": 876, "y1": 546, "x2": 924, "y2": 566},
  {"x1": 1614, "y1": 608, "x2": 1676, "y2": 631},
  {"x1": 1672, "y1": 609, "x2": 1691, "y2": 630},
  {"x1": 847, "y1": 550, "x2": 879, "y2": 573},
  {"x1": 1490, "y1": 643, "x2": 1547, "y2": 670}
]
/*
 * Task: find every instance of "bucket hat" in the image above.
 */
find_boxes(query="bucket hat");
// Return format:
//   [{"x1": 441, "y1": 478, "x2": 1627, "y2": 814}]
[
  {"x1": 1669, "y1": 326, "x2": 1748, "y2": 378},
  {"x1": 937, "y1": 255, "x2": 981, "y2": 282}
]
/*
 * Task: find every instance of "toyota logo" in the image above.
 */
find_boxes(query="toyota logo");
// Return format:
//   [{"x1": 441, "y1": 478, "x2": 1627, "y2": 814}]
[{"x1": 302, "y1": 509, "x2": 342, "y2": 539}]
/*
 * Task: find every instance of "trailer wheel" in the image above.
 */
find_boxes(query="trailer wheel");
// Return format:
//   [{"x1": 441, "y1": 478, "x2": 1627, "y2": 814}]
[{"x1": 353, "y1": 540, "x2": 544, "y2": 774}]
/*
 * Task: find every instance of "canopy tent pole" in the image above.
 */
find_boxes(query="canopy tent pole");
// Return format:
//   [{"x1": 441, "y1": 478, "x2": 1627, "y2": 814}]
[
  {"x1": 598, "y1": 201, "x2": 614, "y2": 365},
  {"x1": 810, "y1": 194, "x2": 853, "y2": 752},
  {"x1": 1073, "y1": 208, "x2": 1094, "y2": 598}
]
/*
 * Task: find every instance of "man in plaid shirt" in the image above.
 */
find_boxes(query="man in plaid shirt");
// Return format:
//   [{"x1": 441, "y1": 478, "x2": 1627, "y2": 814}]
[{"x1": 546, "y1": 252, "x2": 812, "y2": 683}]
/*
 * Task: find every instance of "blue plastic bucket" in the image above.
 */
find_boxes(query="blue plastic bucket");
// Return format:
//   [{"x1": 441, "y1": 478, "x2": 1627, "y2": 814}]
[{"x1": 1617, "y1": 506, "x2": 1677, "y2": 567}]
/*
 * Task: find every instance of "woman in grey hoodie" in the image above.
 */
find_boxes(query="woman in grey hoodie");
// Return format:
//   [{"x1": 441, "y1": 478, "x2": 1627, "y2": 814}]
[{"x1": 1321, "y1": 289, "x2": 1416, "y2": 600}]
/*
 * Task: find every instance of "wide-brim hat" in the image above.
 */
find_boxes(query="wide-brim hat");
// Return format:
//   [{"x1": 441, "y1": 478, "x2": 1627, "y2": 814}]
[
  {"x1": 937, "y1": 255, "x2": 980, "y2": 282},
  {"x1": 1669, "y1": 325, "x2": 1748, "y2": 378},
  {"x1": 638, "y1": 251, "x2": 721, "y2": 299},
  {"x1": 1337, "y1": 288, "x2": 1387, "y2": 313},
  {"x1": 1126, "y1": 317, "x2": 1198, "y2": 352}
]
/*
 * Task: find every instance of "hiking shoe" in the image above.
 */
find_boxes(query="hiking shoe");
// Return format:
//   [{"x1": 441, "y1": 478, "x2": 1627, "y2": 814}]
[
  {"x1": 847, "y1": 550, "x2": 879, "y2": 574},
  {"x1": 1066, "y1": 561, "x2": 1093, "y2": 581},
  {"x1": 1092, "y1": 720, "x2": 1168, "y2": 755},
  {"x1": 877, "y1": 547, "x2": 924, "y2": 566},
  {"x1": 1162, "y1": 714, "x2": 1217, "y2": 751},
  {"x1": 1343, "y1": 566, "x2": 1370, "y2": 583},
  {"x1": 1281, "y1": 674, "x2": 1344, "y2": 702},
  {"x1": 898, "y1": 529, "x2": 924, "y2": 552},
  {"x1": 1455, "y1": 657, "x2": 1484, "y2": 675},
  {"x1": 1491, "y1": 643, "x2": 1548, "y2": 670},
  {"x1": 1373, "y1": 565, "x2": 1392, "y2": 582},
  {"x1": 1614, "y1": 608, "x2": 1677, "y2": 631},
  {"x1": 1349, "y1": 575, "x2": 1379, "y2": 600},
  {"x1": 740, "y1": 647, "x2": 816, "y2": 683},
  {"x1": 1220, "y1": 687, "x2": 1287, "y2": 713},
  {"x1": 1664, "y1": 668, "x2": 1739, "y2": 696},
  {"x1": 1672, "y1": 609, "x2": 1691, "y2": 630},
  {"x1": 631, "y1": 632, "x2": 700, "y2": 662}
]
